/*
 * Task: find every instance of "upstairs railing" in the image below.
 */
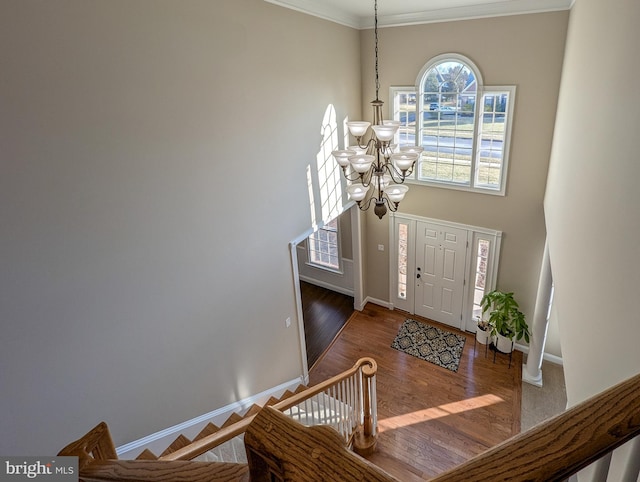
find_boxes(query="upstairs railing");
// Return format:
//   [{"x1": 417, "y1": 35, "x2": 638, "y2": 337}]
[
  {"x1": 62, "y1": 366, "x2": 640, "y2": 481},
  {"x1": 245, "y1": 372, "x2": 640, "y2": 481},
  {"x1": 161, "y1": 356, "x2": 378, "y2": 461}
]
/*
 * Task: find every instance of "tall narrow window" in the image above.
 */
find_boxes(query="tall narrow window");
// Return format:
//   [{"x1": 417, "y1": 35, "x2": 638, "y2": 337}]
[
  {"x1": 308, "y1": 218, "x2": 340, "y2": 271},
  {"x1": 472, "y1": 238, "x2": 491, "y2": 320},
  {"x1": 391, "y1": 87, "x2": 416, "y2": 148},
  {"x1": 475, "y1": 90, "x2": 512, "y2": 190},
  {"x1": 397, "y1": 222, "x2": 409, "y2": 299}
]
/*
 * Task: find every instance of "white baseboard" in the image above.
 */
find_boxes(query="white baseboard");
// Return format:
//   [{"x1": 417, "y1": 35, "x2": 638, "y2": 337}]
[
  {"x1": 298, "y1": 275, "x2": 354, "y2": 297},
  {"x1": 116, "y1": 376, "x2": 304, "y2": 459},
  {"x1": 515, "y1": 343, "x2": 564, "y2": 366},
  {"x1": 363, "y1": 296, "x2": 392, "y2": 310}
]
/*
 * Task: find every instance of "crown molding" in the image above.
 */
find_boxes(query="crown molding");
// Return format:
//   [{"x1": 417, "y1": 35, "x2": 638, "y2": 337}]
[
  {"x1": 264, "y1": 0, "x2": 362, "y2": 29},
  {"x1": 264, "y1": 0, "x2": 573, "y2": 30}
]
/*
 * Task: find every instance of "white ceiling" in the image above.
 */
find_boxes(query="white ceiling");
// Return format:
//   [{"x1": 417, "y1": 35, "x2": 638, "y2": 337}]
[{"x1": 264, "y1": 0, "x2": 573, "y2": 29}]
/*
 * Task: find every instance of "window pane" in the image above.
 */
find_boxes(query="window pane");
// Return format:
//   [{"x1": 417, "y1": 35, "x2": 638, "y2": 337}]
[
  {"x1": 397, "y1": 223, "x2": 408, "y2": 299},
  {"x1": 419, "y1": 60, "x2": 477, "y2": 185},
  {"x1": 308, "y1": 218, "x2": 340, "y2": 270},
  {"x1": 475, "y1": 91, "x2": 510, "y2": 190},
  {"x1": 473, "y1": 239, "x2": 491, "y2": 320},
  {"x1": 392, "y1": 89, "x2": 416, "y2": 148}
]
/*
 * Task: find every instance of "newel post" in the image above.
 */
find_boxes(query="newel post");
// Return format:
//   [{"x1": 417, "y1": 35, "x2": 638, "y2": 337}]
[{"x1": 353, "y1": 359, "x2": 378, "y2": 456}]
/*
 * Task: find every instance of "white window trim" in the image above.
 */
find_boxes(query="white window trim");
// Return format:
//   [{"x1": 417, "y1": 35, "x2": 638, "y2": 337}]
[
  {"x1": 476, "y1": 85, "x2": 516, "y2": 196},
  {"x1": 389, "y1": 86, "x2": 416, "y2": 147},
  {"x1": 390, "y1": 53, "x2": 516, "y2": 196}
]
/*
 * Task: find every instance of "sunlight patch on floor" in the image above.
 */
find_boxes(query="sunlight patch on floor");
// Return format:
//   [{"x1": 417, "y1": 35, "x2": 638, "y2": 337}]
[{"x1": 377, "y1": 393, "x2": 505, "y2": 432}]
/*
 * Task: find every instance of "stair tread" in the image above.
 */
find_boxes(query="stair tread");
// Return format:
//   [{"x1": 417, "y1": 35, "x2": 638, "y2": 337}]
[
  {"x1": 160, "y1": 434, "x2": 192, "y2": 457},
  {"x1": 264, "y1": 396, "x2": 280, "y2": 407},
  {"x1": 244, "y1": 404, "x2": 262, "y2": 418},
  {"x1": 221, "y1": 412, "x2": 244, "y2": 428},
  {"x1": 193, "y1": 422, "x2": 221, "y2": 441},
  {"x1": 280, "y1": 390, "x2": 296, "y2": 400},
  {"x1": 135, "y1": 448, "x2": 158, "y2": 460}
]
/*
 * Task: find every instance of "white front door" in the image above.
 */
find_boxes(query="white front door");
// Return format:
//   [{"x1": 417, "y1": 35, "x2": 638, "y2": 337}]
[{"x1": 414, "y1": 222, "x2": 468, "y2": 328}]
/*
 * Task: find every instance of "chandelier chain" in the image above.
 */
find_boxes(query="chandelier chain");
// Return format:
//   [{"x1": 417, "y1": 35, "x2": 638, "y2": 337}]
[{"x1": 374, "y1": 0, "x2": 379, "y2": 100}]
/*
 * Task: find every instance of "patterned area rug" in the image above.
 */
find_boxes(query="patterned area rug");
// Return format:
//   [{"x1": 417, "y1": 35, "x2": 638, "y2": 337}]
[{"x1": 391, "y1": 319, "x2": 466, "y2": 372}]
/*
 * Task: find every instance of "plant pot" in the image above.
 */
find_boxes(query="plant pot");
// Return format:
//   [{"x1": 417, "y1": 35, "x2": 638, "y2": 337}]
[
  {"x1": 476, "y1": 328, "x2": 491, "y2": 345},
  {"x1": 495, "y1": 333, "x2": 514, "y2": 353}
]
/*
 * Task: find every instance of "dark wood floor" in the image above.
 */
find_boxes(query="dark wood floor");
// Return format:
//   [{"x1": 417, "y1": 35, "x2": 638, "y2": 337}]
[
  {"x1": 309, "y1": 303, "x2": 522, "y2": 481},
  {"x1": 300, "y1": 281, "x2": 354, "y2": 368}
]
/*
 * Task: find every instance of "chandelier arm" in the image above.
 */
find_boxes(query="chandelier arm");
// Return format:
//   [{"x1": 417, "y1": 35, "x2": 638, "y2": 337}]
[
  {"x1": 379, "y1": 192, "x2": 400, "y2": 213},
  {"x1": 356, "y1": 192, "x2": 377, "y2": 212},
  {"x1": 364, "y1": 137, "x2": 377, "y2": 152},
  {"x1": 383, "y1": 163, "x2": 408, "y2": 184},
  {"x1": 342, "y1": 167, "x2": 364, "y2": 183}
]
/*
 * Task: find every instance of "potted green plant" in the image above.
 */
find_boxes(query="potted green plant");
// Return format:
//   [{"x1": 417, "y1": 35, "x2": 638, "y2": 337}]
[
  {"x1": 480, "y1": 290, "x2": 530, "y2": 353},
  {"x1": 475, "y1": 317, "x2": 491, "y2": 345}
]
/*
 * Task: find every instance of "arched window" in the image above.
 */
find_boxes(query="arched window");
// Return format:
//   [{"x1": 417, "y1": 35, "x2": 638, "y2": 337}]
[{"x1": 391, "y1": 54, "x2": 515, "y2": 194}]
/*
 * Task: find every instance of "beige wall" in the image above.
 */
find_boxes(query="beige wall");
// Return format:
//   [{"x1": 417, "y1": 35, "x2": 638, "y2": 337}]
[
  {"x1": 545, "y1": 0, "x2": 640, "y2": 475},
  {"x1": 0, "y1": 0, "x2": 361, "y2": 455},
  {"x1": 359, "y1": 13, "x2": 569, "y2": 352},
  {"x1": 545, "y1": 0, "x2": 640, "y2": 404}
]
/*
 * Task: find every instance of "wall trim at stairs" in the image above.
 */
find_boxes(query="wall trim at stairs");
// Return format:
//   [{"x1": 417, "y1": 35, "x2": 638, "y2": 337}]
[{"x1": 116, "y1": 376, "x2": 305, "y2": 459}]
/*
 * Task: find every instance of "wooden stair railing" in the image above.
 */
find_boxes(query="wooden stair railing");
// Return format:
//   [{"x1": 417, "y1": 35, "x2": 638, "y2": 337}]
[
  {"x1": 244, "y1": 372, "x2": 640, "y2": 482},
  {"x1": 428, "y1": 371, "x2": 640, "y2": 481},
  {"x1": 57, "y1": 422, "x2": 249, "y2": 482},
  {"x1": 245, "y1": 406, "x2": 396, "y2": 482},
  {"x1": 60, "y1": 369, "x2": 640, "y2": 481},
  {"x1": 161, "y1": 356, "x2": 378, "y2": 461}
]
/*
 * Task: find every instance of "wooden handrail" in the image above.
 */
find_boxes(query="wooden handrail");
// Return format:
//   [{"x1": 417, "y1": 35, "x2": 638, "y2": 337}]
[
  {"x1": 429, "y1": 372, "x2": 640, "y2": 481},
  {"x1": 65, "y1": 369, "x2": 640, "y2": 481},
  {"x1": 244, "y1": 406, "x2": 396, "y2": 482},
  {"x1": 161, "y1": 357, "x2": 377, "y2": 461},
  {"x1": 244, "y1": 373, "x2": 640, "y2": 482},
  {"x1": 58, "y1": 421, "x2": 118, "y2": 470},
  {"x1": 79, "y1": 460, "x2": 248, "y2": 482}
]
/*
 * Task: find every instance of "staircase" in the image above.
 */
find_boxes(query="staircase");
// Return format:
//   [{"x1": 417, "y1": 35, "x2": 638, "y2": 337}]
[
  {"x1": 61, "y1": 362, "x2": 640, "y2": 481},
  {"x1": 134, "y1": 385, "x2": 310, "y2": 464},
  {"x1": 60, "y1": 357, "x2": 379, "y2": 481}
]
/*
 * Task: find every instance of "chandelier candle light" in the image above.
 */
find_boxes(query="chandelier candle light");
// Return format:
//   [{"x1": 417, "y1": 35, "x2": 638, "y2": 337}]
[{"x1": 332, "y1": 0, "x2": 423, "y2": 219}]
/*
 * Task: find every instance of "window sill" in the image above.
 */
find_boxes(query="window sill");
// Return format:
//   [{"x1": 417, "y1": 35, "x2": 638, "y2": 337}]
[{"x1": 305, "y1": 262, "x2": 344, "y2": 276}]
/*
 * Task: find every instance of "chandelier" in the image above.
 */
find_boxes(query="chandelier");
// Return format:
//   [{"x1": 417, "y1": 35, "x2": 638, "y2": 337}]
[{"x1": 332, "y1": 0, "x2": 423, "y2": 220}]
